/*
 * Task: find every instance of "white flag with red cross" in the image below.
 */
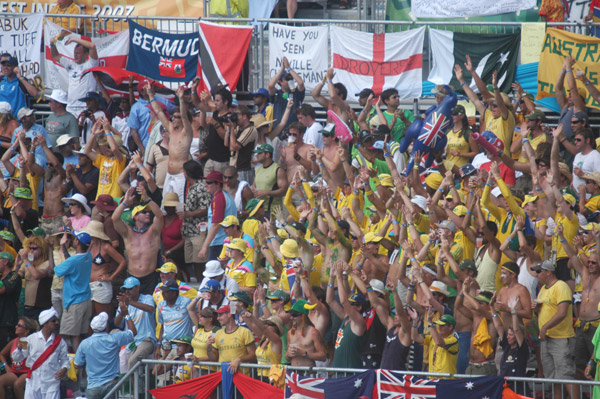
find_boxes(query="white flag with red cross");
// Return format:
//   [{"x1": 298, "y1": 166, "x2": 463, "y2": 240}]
[{"x1": 330, "y1": 26, "x2": 425, "y2": 101}]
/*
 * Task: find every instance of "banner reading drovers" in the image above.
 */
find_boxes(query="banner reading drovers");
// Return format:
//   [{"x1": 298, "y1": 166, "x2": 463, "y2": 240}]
[
  {"x1": 268, "y1": 24, "x2": 327, "y2": 91},
  {"x1": 0, "y1": 14, "x2": 43, "y2": 79},
  {"x1": 537, "y1": 28, "x2": 600, "y2": 109},
  {"x1": 127, "y1": 20, "x2": 198, "y2": 82}
]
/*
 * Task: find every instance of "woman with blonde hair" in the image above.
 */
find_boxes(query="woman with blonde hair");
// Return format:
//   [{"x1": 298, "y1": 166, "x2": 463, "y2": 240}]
[
  {"x1": 0, "y1": 102, "x2": 19, "y2": 151},
  {"x1": 14, "y1": 235, "x2": 50, "y2": 320},
  {"x1": 0, "y1": 316, "x2": 39, "y2": 399},
  {"x1": 85, "y1": 220, "x2": 126, "y2": 316}
]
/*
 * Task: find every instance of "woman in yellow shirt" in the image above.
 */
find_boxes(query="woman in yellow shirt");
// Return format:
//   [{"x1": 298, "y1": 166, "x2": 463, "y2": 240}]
[
  {"x1": 445, "y1": 105, "x2": 479, "y2": 170},
  {"x1": 188, "y1": 306, "x2": 220, "y2": 364},
  {"x1": 241, "y1": 312, "x2": 284, "y2": 382}
]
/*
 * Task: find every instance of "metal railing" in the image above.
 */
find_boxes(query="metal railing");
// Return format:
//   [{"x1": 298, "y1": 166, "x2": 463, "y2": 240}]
[{"x1": 101, "y1": 359, "x2": 600, "y2": 399}]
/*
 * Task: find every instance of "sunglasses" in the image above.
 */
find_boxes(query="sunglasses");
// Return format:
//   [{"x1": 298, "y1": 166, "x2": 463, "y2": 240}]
[
  {"x1": 322, "y1": 132, "x2": 335, "y2": 138},
  {"x1": 138, "y1": 210, "x2": 150, "y2": 215},
  {"x1": 288, "y1": 133, "x2": 298, "y2": 137},
  {"x1": 571, "y1": 120, "x2": 582, "y2": 124},
  {"x1": 519, "y1": 100, "x2": 525, "y2": 105},
  {"x1": 490, "y1": 104, "x2": 498, "y2": 108},
  {"x1": 574, "y1": 138, "x2": 583, "y2": 142},
  {"x1": 0, "y1": 61, "x2": 12, "y2": 66},
  {"x1": 537, "y1": 162, "x2": 548, "y2": 168},
  {"x1": 223, "y1": 175, "x2": 234, "y2": 180},
  {"x1": 206, "y1": 181, "x2": 217, "y2": 185},
  {"x1": 49, "y1": 318, "x2": 59, "y2": 323},
  {"x1": 16, "y1": 323, "x2": 26, "y2": 328},
  {"x1": 30, "y1": 246, "x2": 40, "y2": 250},
  {"x1": 589, "y1": 260, "x2": 598, "y2": 265},
  {"x1": 289, "y1": 311, "x2": 302, "y2": 317}
]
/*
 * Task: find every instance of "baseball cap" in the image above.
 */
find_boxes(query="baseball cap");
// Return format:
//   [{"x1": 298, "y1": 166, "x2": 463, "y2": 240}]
[
  {"x1": 171, "y1": 336, "x2": 192, "y2": 345},
  {"x1": 78, "y1": 91, "x2": 104, "y2": 103},
  {"x1": 439, "y1": 219, "x2": 457, "y2": 233},
  {"x1": 266, "y1": 289, "x2": 289, "y2": 301},
  {"x1": 434, "y1": 314, "x2": 456, "y2": 326},
  {"x1": 453, "y1": 205, "x2": 468, "y2": 217},
  {"x1": 252, "y1": 88, "x2": 270, "y2": 97},
  {"x1": 348, "y1": 293, "x2": 366, "y2": 305},
  {"x1": 56, "y1": 134, "x2": 75, "y2": 147},
  {"x1": 1, "y1": 55, "x2": 18, "y2": 66},
  {"x1": 220, "y1": 215, "x2": 239, "y2": 227},
  {"x1": 17, "y1": 108, "x2": 34, "y2": 120},
  {"x1": 0, "y1": 102, "x2": 11, "y2": 114},
  {"x1": 74, "y1": 231, "x2": 91, "y2": 246},
  {"x1": 225, "y1": 238, "x2": 248, "y2": 253},
  {"x1": 216, "y1": 305, "x2": 231, "y2": 314},
  {"x1": 253, "y1": 143, "x2": 274, "y2": 154},
  {"x1": 525, "y1": 109, "x2": 546, "y2": 122},
  {"x1": 228, "y1": 291, "x2": 252, "y2": 305},
  {"x1": 245, "y1": 198, "x2": 264, "y2": 217},
  {"x1": 459, "y1": 259, "x2": 477, "y2": 272},
  {"x1": 157, "y1": 262, "x2": 177, "y2": 274},
  {"x1": 121, "y1": 276, "x2": 140, "y2": 289},
  {"x1": 0, "y1": 251, "x2": 14, "y2": 262},
  {"x1": 26, "y1": 227, "x2": 46, "y2": 237},
  {"x1": 530, "y1": 260, "x2": 555, "y2": 273},
  {"x1": 364, "y1": 232, "x2": 383, "y2": 244},
  {"x1": 356, "y1": 88, "x2": 374, "y2": 99},
  {"x1": 200, "y1": 279, "x2": 221, "y2": 293},
  {"x1": 522, "y1": 195, "x2": 538, "y2": 207},
  {"x1": 13, "y1": 187, "x2": 33, "y2": 200},
  {"x1": 159, "y1": 279, "x2": 179, "y2": 291},
  {"x1": 452, "y1": 104, "x2": 466, "y2": 115},
  {"x1": 132, "y1": 204, "x2": 150, "y2": 217}
]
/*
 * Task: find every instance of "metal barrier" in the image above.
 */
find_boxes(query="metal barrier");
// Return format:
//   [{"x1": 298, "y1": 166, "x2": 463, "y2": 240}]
[
  {"x1": 24, "y1": 13, "x2": 600, "y2": 95},
  {"x1": 102, "y1": 359, "x2": 600, "y2": 399}
]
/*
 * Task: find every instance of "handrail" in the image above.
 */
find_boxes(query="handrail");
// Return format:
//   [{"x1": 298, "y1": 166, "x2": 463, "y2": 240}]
[{"x1": 101, "y1": 360, "x2": 142, "y2": 398}]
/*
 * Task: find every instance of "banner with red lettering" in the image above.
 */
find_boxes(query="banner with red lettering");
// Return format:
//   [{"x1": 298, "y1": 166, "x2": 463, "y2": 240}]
[{"x1": 330, "y1": 26, "x2": 425, "y2": 100}]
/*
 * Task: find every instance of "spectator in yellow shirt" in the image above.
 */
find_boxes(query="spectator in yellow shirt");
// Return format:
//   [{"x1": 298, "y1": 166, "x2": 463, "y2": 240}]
[{"x1": 49, "y1": 0, "x2": 82, "y2": 32}]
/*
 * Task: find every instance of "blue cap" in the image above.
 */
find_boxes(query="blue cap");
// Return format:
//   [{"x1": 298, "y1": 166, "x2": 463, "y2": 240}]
[
  {"x1": 160, "y1": 279, "x2": 179, "y2": 291},
  {"x1": 74, "y1": 231, "x2": 91, "y2": 246},
  {"x1": 200, "y1": 279, "x2": 221, "y2": 293},
  {"x1": 121, "y1": 277, "x2": 140, "y2": 289},
  {"x1": 252, "y1": 88, "x2": 270, "y2": 98},
  {"x1": 78, "y1": 91, "x2": 104, "y2": 103}
]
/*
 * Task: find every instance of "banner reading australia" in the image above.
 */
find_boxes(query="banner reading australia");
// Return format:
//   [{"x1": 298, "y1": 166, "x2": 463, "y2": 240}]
[{"x1": 126, "y1": 20, "x2": 198, "y2": 82}]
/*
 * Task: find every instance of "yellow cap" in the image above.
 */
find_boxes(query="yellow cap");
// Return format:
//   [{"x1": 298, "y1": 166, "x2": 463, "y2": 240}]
[
  {"x1": 522, "y1": 195, "x2": 538, "y2": 207},
  {"x1": 156, "y1": 262, "x2": 177, "y2": 274},
  {"x1": 220, "y1": 215, "x2": 239, "y2": 227},
  {"x1": 379, "y1": 174, "x2": 394, "y2": 187},
  {"x1": 425, "y1": 173, "x2": 443, "y2": 190},
  {"x1": 132, "y1": 204, "x2": 150, "y2": 217},
  {"x1": 453, "y1": 205, "x2": 468, "y2": 217},
  {"x1": 364, "y1": 232, "x2": 383, "y2": 244},
  {"x1": 225, "y1": 238, "x2": 248, "y2": 252}
]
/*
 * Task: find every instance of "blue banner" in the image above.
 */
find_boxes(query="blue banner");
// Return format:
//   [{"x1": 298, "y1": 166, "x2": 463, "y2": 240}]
[{"x1": 126, "y1": 20, "x2": 199, "y2": 82}]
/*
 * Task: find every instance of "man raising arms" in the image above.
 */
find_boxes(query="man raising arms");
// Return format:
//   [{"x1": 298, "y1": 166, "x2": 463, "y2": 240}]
[
  {"x1": 112, "y1": 187, "x2": 164, "y2": 295},
  {"x1": 146, "y1": 82, "x2": 192, "y2": 203}
]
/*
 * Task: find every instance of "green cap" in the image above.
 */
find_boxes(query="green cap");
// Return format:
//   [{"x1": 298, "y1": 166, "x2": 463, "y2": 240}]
[
  {"x1": 171, "y1": 336, "x2": 192, "y2": 345},
  {"x1": 228, "y1": 291, "x2": 252, "y2": 305},
  {"x1": 434, "y1": 314, "x2": 456, "y2": 327},
  {"x1": 459, "y1": 259, "x2": 477, "y2": 271},
  {"x1": 525, "y1": 109, "x2": 546, "y2": 122},
  {"x1": 26, "y1": 227, "x2": 46, "y2": 237},
  {"x1": 0, "y1": 251, "x2": 14, "y2": 262},
  {"x1": 0, "y1": 230, "x2": 15, "y2": 242},
  {"x1": 266, "y1": 289, "x2": 289, "y2": 302},
  {"x1": 245, "y1": 198, "x2": 264, "y2": 217},
  {"x1": 13, "y1": 187, "x2": 32, "y2": 200},
  {"x1": 253, "y1": 143, "x2": 274, "y2": 154},
  {"x1": 290, "y1": 299, "x2": 317, "y2": 315}
]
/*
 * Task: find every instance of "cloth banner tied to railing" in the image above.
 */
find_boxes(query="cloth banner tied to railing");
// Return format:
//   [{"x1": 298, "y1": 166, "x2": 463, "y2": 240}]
[{"x1": 148, "y1": 365, "x2": 532, "y2": 399}]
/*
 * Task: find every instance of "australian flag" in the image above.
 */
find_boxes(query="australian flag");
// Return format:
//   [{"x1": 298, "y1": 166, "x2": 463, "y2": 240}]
[
  {"x1": 436, "y1": 376, "x2": 504, "y2": 399},
  {"x1": 286, "y1": 370, "x2": 376, "y2": 399}
]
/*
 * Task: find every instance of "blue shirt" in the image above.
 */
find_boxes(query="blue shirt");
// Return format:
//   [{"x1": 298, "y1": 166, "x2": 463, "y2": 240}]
[
  {"x1": 74, "y1": 330, "x2": 134, "y2": 388},
  {"x1": 127, "y1": 97, "x2": 173, "y2": 148},
  {"x1": 0, "y1": 76, "x2": 27, "y2": 118},
  {"x1": 54, "y1": 252, "x2": 92, "y2": 308},
  {"x1": 207, "y1": 190, "x2": 237, "y2": 247},
  {"x1": 158, "y1": 295, "x2": 193, "y2": 342},
  {"x1": 117, "y1": 294, "x2": 156, "y2": 346},
  {"x1": 63, "y1": 154, "x2": 79, "y2": 168},
  {"x1": 11, "y1": 123, "x2": 51, "y2": 164}
]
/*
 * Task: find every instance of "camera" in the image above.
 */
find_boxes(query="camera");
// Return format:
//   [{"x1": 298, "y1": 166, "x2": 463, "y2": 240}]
[{"x1": 216, "y1": 112, "x2": 238, "y2": 124}]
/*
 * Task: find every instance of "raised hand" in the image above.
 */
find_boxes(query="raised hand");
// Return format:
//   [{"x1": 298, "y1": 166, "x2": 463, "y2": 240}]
[
  {"x1": 464, "y1": 55, "x2": 474, "y2": 72},
  {"x1": 453, "y1": 64, "x2": 464, "y2": 81}
]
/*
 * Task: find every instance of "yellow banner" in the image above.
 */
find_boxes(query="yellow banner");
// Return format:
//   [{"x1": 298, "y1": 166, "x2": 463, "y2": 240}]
[
  {"x1": 6, "y1": 0, "x2": 204, "y2": 20},
  {"x1": 537, "y1": 28, "x2": 600, "y2": 109}
]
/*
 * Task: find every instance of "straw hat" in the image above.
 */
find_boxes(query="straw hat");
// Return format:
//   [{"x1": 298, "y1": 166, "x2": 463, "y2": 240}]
[
  {"x1": 163, "y1": 192, "x2": 180, "y2": 207},
  {"x1": 83, "y1": 220, "x2": 110, "y2": 241}
]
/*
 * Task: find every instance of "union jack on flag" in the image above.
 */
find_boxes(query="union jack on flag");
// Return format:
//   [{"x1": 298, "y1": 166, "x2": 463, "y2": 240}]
[
  {"x1": 159, "y1": 56, "x2": 172, "y2": 68},
  {"x1": 376, "y1": 370, "x2": 437, "y2": 399},
  {"x1": 418, "y1": 112, "x2": 450, "y2": 147},
  {"x1": 285, "y1": 372, "x2": 325, "y2": 399}
]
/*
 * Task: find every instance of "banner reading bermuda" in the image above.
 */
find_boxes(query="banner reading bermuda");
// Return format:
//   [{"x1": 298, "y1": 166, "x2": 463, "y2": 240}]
[
  {"x1": 537, "y1": 28, "x2": 600, "y2": 109},
  {"x1": 44, "y1": 20, "x2": 129, "y2": 91},
  {"x1": 269, "y1": 23, "x2": 328, "y2": 91},
  {"x1": 0, "y1": 14, "x2": 43, "y2": 80},
  {"x1": 330, "y1": 26, "x2": 425, "y2": 100},
  {"x1": 127, "y1": 20, "x2": 198, "y2": 83}
]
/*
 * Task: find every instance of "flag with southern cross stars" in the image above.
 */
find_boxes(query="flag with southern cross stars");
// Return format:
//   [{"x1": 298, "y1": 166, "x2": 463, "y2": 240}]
[
  {"x1": 428, "y1": 29, "x2": 520, "y2": 94},
  {"x1": 322, "y1": 370, "x2": 377, "y2": 399},
  {"x1": 436, "y1": 375, "x2": 505, "y2": 399}
]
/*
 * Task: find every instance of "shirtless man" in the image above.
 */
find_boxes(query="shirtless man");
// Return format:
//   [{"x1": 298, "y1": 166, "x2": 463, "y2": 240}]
[
  {"x1": 560, "y1": 227, "x2": 600, "y2": 384},
  {"x1": 284, "y1": 298, "x2": 327, "y2": 366},
  {"x1": 311, "y1": 67, "x2": 351, "y2": 125},
  {"x1": 494, "y1": 262, "x2": 533, "y2": 323},
  {"x1": 31, "y1": 135, "x2": 66, "y2": 235},
  {"x1": 313, "y1": 129, "x2": 344, "y2": 188},
  {"x1": 112, "y1": 186, "x2": 164, "y2": 295},
  {"x1": 147, "y1": 82, "x2": 191, "y2": 203},
  {"x1": 308, "y1": 196, "x2": 352, "y2": 289},
  {"x1": 354, "y1": 232, "x2": 388, "y2": 282},
  {"x1": 461, "y1": 279, "x2": 498, "y2": 376},
  {"x1": 295, "y1": 262, "x2": 330, "y2": 338},
  {"x1": 279, "y1": 122, "x2": 318, "y2": 181}
]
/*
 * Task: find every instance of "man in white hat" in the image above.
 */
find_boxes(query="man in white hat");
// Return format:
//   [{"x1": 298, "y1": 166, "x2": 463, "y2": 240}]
[
  {"x1": 10, "y1": 106, "x2": 52, "y2": 165},
  {"x1": 55, "y1": 134, "x2": 79, "y2": 167},
  {"x1": 74, "y1": 312, "x2": 135, "y2": 399},
  {"x1": 199, "y1": 260, "x2": 240, "y2": 295},
  {"x1": 45, "y1": 89, "x2": 78, "y2": 148},
  {"x1": 11, "y1": 307, "x2": 69, "y2": 399}
]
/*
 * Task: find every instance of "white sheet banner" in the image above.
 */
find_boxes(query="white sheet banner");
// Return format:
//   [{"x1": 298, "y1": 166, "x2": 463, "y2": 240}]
[
  {"x1": 411, "y1": 0, "x2": 536, "y2": 18},
  {"x1": 0, "y1": 14, "x2": 43, "y2": 79},
  {"x1": 269, "y1": 23, "x2": 328, "y2": 91},
  {"x1": 44, "y1": 20, "x2": 129, "y2": 90},
  {"x1": 331, "y1": 26, "x2": 425, "y2": 101}
]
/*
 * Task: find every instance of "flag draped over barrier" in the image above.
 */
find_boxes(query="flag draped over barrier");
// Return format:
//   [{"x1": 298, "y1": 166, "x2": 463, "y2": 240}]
[
  {"x1": 330, "y1": 26, "x2": 425, "y2": 100},
  {"x1": 197, "y1": 21, "x2": 253, "y2": 93},
  {"x1": 537, "y1": 28, "x2": 600, "y2": 109},
  {"x1": 411, "y1": 0, "x2": 536, "y2": 18},
  {"x1": 428, "y1": 29, "x2": 520, "y2": 94}
]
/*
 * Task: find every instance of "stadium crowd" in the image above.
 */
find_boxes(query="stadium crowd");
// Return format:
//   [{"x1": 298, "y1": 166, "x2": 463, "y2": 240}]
[{"x1": 1, "y1": 39, "x2": 600, "y2": 399}]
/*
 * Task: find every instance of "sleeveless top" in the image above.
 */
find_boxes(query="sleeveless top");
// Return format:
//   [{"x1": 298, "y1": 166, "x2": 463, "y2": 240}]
[
  {"x1": 255, "y1": 340, "x2": 281, "y2": 377},
  {"x1": 255, "y1": 162, "x2": 281, "y2": 212},
  {"x1": 234, "y1": 181, "x2": 250, "y2": 213},
  {"x1": 445, "y1": 128, "x2": 471, "y2": 168},
  {"x1": 10, "y1": 338, "x2": 30, "y2": 374},
  {"x1": 207, "y1": 190, "x2": 237, "y2": 246},
  {"x1": 517, "y1": 256, "x2": 538, "y2": 301},
  {"x1": 332, "y1": 316, "x2": 363, "y2": 368},
  {"x1": 475, "y1": 247, "x2": 498, "y2": 293},
  {"x1": 361, "y1": 309, "x2": 386, "y2": 356},
  {"x1": 380, "y1": 327, "x2": 410, "y2": 371}
]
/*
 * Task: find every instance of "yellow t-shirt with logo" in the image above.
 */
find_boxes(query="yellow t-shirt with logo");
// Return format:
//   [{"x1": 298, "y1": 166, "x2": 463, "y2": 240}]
[
  {"x1": 212, "y1": 326, "x2": 254, "y2": 374},
  {"x1": 225, "y1": 259, "x2": 256, "y2": 288},
  {"x1": 517, "y1": 133, "x2": 547, "y2": 163},
  {"x1": 93, "y1": 154, "x2": 126, "y2": 199},
  {"x1": 484, "y1": 108, "x2": 515, "y2": 150},
  {"x1": 445, "y1": 128, "x2": 471, "y2": 168},
  {"x1": 423, "y1": 333, "x2": 459, "y2": 374},
  {"x1": 585, "y1": 194, "x2": 600, "y2": 214},
  {"x1": 552, "y1": 212, "x2": 579, "y2": 260},
  {"x1": 537, "y1": 279, "x2": 575, "y2": 339}
]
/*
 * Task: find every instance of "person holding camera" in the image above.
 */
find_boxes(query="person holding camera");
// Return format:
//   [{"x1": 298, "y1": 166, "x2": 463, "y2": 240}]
[
  {"x1": 199, "y1": 87, "x2": 235, "y2": 174},
  {"x1": 226, "y1": 105, "x2": 257, "y2": 185}
]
